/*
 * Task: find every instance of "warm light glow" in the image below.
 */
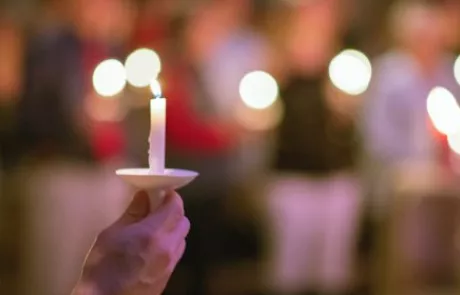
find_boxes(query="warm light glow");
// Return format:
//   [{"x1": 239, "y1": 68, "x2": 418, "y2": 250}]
[
  {"x1": 92, "y1": 59, "x2": 126, "y2": 97},
  {"x1": 149, "y1": 79, "x2": 162, "y2": 98},
  {"x1": 448, "y1": 131, "x2": 460, "y2": 155},
  {"x1": 85, "y1": 96, "x2": 126, "y2": 122},
  {"x1": 329, "y1": 49, "x2": 372, "y2": 95},
  {"x1": 235, "y1": 99, "x2": 284, "y2": 131},
  {"x1": 427, "y1": 87, "x2": 460, "y2": 135},
  {"x1": 125, "y1": 48, "x2": 162, "y2": 88},
  {"x1": 239, "y1": 71, "x2": 279, "y2": 110}
]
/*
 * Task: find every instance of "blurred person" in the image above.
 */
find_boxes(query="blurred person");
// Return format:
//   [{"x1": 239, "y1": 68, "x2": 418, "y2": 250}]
[
  {"x1": 362, "y1": 0, "x2": 460, "y2": 290},
  {"x1": 186, "y1": 0, "x2": 273, "y2": 185},
  {"x1": 442, "y1": 0, "x2": 460, "y2": 50},
  {"x1": 16, "y1": 0, "x2": 136, "y2": 165},
  {"x1": 185, "y1": 0, "x2": 268, "y2": 123},
  {"x1": 147, "y1": 2, "x2": 265, "y2": 293},
  {"x1": 362, "y1": 0, "x2": 459, "y2": 219},
  {"x1": 185, "y1": 0, "x2": 271, "y2": 263},
  {"x1": 177, "y1": 1, "x2": 272, "y2": 293},
  {"x1": 363, "y1": 0, "x2": 459, "y2": 171},
  {"x1": 14, "y1": 0, "x2": 137, "y2": 294},
  {"x1": 129, "y1": 0, "x2": 178, "y2": 50},
  {"x1": 265, "y1": 1, "x2": 362, "y2": 295},
  {"x1": 158, "y1": 23, "x2": 238, "y2": 295},
  {"x1": 72, "y1": 190, "x2": 189, "y2": 295},
  {"x1": 0, "y1": 14, "x2": 25, "y2": 294}
]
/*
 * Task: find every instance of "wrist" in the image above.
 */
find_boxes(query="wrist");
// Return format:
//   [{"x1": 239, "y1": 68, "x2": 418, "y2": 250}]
[{"x1": 73, "y1": 250, "x2": 104, "y2": 295}]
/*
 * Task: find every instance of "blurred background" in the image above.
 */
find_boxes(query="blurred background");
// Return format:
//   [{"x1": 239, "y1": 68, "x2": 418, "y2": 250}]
[{"x1": 2, "y1": 0, "x2": 460, "y2": 294}]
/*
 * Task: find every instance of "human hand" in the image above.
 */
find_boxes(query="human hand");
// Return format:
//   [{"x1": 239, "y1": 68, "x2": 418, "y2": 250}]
[{"x1": 73, "y1": 190, "x2": 190, "y2": 295}]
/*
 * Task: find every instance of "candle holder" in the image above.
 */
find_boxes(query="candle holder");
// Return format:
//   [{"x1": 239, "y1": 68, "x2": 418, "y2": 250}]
[
  {"x1": 116, "y1": 78, "x2": 198, "y2": 210},
  {"x1": 116, "y1": 168, "x2": 199, "y2": 210}
]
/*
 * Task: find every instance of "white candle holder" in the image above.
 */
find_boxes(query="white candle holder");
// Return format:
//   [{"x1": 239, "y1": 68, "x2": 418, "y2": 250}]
[{"x1": 116, "y1": 168, "x2": 199, "y2": 210}]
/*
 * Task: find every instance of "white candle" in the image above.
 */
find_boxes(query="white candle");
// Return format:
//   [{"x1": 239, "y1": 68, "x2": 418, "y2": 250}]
[{"x1": 148, "y1": 80, "x2": 166, "y2": 174}]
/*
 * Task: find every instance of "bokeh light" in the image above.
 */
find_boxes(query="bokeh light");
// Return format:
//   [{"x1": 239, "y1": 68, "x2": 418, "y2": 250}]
[
  {"x1": 239, "y1": 71, "x2": 279, "y2": 110},
  {"x1": 328, "y1": 49, "x2": 372, "y2": 95},
  {"x1": 448, "y1": 131, "x2": 460, "y2": 155},
  {"x1": 427, "y1": 87, "x2": 460, "y2": 135},
  {"x1": 149, "y1": 79, "x2": 162, "y2": 98},
  {"x1": 125, "y1": 48, "x2": 162, "y2": 88},
  {"x1": 454, "y1": 55, "x2": 460, "y2": 86},
  {"x1": 92, "y1": 59, "x2": 127, "y2": 97}
]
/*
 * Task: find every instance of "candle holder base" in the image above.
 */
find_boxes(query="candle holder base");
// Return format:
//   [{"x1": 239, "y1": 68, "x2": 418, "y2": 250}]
[
  {"x1": 116, "y1": 168, "x2": 198, "y2": 190},
  {"x1": 116, "y1": 168, "x2": 199, "y2": 211}
]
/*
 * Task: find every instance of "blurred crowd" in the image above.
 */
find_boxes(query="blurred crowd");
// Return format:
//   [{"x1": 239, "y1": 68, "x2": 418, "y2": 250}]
[{"x1": 2, "y1": 0, "x2": 460, "y2": 294}]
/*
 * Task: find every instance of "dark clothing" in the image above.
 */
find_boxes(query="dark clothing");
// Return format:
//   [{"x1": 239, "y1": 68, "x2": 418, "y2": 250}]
[
  {"x1": 0, "y1": 100, "x2": 18, "y2": 169},
  {"x1": 17, "y1": 28, "x2": 91, "y2": 162},
  {"x1": 274, "y1": 73, "x2": 357, "y2": 175},
  {"x1": 161, "y1": 58, "x2": 241, "y2": 295},
  {"x1": 16, "y1": 28, "x2": 124, "y2": 164}
]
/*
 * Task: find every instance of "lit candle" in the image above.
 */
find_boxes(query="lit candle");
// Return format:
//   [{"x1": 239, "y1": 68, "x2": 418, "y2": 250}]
[{"x1": 148, "y1": 80, "x2": 166, "y2": 174}]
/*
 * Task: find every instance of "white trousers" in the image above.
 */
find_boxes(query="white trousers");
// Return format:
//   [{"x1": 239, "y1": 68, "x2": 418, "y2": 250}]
[{"x1": 266, "y1": 172, "x2": 362, "y2": 293}]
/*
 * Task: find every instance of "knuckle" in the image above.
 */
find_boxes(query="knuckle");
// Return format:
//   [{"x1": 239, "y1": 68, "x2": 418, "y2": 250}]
[{"x1": 155, "y1": 242, "x2": 174, "y2": 267}]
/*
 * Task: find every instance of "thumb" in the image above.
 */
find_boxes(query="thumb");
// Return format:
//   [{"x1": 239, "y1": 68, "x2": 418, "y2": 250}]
[{"x1": 116, "y1": 190, "x2": 150, "y2": 226}]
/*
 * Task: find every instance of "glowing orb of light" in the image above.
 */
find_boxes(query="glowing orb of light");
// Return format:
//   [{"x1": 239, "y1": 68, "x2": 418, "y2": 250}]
[
  {"x1": 328, "y1": 49, "x2": 372, "y2": 95},
  {"x1": 125, "y1": 48, "x2": 162, "y2": 88},
  {"x1": 239, "y1": 71, "x2": 279, "y2": 110},
  {"x1": 454, "y1": 55, "x2": 460, "y2": 86},
  {"x1": 92, "y1": 59, "x2": 127, "y2": 97},
  {"x1": 149, "y1": 79, "x2": 162, "y2": 98},
  {"x1": 448, "y1": 131, "x2": 460, "y2": 155},
  {"x1": 427, "y1": 87, "x2": 460, "y2": 135}
]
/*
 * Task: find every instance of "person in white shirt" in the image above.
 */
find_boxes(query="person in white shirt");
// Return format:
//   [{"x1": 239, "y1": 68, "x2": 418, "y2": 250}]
[{"x1": 362, "y1": 0, "x2": 460, "y2": 216}]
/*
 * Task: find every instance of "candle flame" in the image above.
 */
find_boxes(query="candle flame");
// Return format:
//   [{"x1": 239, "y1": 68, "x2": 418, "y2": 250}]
[{"x1": 150, "y1": 79, "x2": 162, "y2": 98}]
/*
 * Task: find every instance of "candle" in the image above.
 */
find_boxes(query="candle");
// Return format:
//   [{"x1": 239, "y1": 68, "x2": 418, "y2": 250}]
[{"x1": 148, "y1": 80, "x2": 166, "y2": 174}]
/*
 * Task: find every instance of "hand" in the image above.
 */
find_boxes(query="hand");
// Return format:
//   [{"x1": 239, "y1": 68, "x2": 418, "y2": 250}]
[{"x1": 73, "y1": 190, "x2": 190, "y2": 295}]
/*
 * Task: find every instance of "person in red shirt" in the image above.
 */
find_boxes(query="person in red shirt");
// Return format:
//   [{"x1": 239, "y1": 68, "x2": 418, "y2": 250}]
[{"x1": 154, "y1": 14, "x2": 240, "y2": 295}]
